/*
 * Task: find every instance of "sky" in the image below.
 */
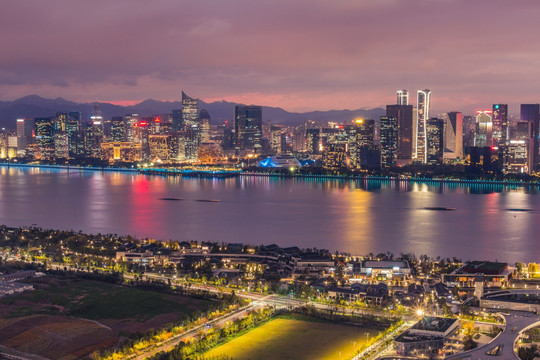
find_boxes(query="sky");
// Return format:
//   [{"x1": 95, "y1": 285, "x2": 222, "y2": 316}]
[{"x1": 1, "y1": 0, "x2": 540, "y2": 114}]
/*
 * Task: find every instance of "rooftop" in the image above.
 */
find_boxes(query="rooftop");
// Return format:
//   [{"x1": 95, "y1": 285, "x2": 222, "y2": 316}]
[{"x1": 411, "y1": 316, "x2": 458, "y2": 333}]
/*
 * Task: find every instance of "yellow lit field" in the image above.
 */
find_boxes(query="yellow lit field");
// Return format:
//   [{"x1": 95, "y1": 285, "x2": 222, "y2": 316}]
[{"x1": 203, "y1": 318, "x2": 379, "y2": 360}]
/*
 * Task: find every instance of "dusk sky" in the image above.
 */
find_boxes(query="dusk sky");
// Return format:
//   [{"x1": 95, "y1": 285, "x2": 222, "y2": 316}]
[{"x1": 2, "y1": 0, "x2": 540, "y2": 114}]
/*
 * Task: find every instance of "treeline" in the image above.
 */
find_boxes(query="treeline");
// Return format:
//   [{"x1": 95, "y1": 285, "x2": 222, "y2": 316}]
[{"x1": 148, "y1": 307, "x2": 275, "y2": 360}]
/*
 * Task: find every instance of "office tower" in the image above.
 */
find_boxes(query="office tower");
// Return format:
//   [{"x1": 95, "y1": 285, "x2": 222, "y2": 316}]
[
  {"x1": 86, "y1": 104, "x2": 104, "y2": 158},
  {"x1": 520, "y1": 104, "x2": 540, "y2": 168},
  {"x1": 360, "y1": 145, "x2": 381, "y2": 170},
  {"x1": 380, "y1": 116, "x2": 398, "y2": 167},
  {"x1": 306, "y1": 128, "x2": 321, "y2": 155},
  {"x1": 355, "y1": 119, "x2": 375, "y2": 146},
  {"x1": 182, "y1": 91, "x2": 199, "y2": 128},
  {"x1": 234, "y1": 105, "x2": 263, "y2": 152},
  {"x1": 55, "y1": 112, "x2": 67, "y2": 133},
  {"x1": 516, "y1": 121, "x2": 531, "y2": 140},
  {"x1": 474, "y1": 110, "x2": 493, "y2": 148},
  {"x1": 172, "y1": 109, "x2": 183, "y2": 132},
  {"x1": 16, "y1": 118, "x2": 34, "y2": 151},
  {"x1": 66, "y1": 112, "x2": 84, "y2": 158},
  {"x1": 416, "y1": 89, "x2": 431, "y2": 163},
  {"x1": 35, "y1": 117, "x2": 54, "y2": 160},
  {"x1": 463, "y1": 115, "x2": 475, "y2": 148},
  {"x1": 124, "y1": 114, "x2": 139, "y2": 143},
  {"x1": 133, "y1": 120, "x2": 150, "y2": 159},
  {"x1": 492, "y1": 104, "x2": 508, "y2": 146},
  {"x1": 322, "y1": 143, "x2": 347, "y2": 170},
  {"x1": 445, "y1": 112, "x2": 463, "y2": 159},
  {"x1": 270, "y1": 125, "x2": 283, "y2": 154},
  {"x1": 397, "y1": 89, "x2": 409, "y2": 106},
  {"x1": 426, "y1": 118, "x2": 444, "y2": 164},
  {"x1": 110, "y1": 116, "x2": 126, "y2": 142},
  {"x1": 348, "y1": 120, "x2": 374, "y2": 169},
  {"x1": 386, "y1": 104, "x2": 413, "y2": 160},
  {"x1": 502, "y1": 141, "x2": 528, "y2": 173},
  {"x1": 54, "y1": 132, "x2": 69, "y2": 158},
  {"x1": 148, "y1": 134, "x2": 171, "y2": 162},
  {"x1": 199, "y1": 109, "x2": 211, "y2": 143}
]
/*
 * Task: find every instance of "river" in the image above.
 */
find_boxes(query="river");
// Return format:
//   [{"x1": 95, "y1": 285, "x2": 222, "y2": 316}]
[{"x1": 0, "y1": 165, "x2": 538, "y2": 263}]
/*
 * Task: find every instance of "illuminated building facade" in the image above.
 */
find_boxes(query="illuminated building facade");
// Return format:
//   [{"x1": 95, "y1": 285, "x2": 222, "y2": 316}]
[
  {"x1": 101, "y1": 142, "x2": 142, "y2": 162},
  {"x1": 444, "y1": 112, "x2": 463, "y2": 159},
  {"x1": 54, "y1": 132, "x2": 69, "y2": 158},
  {"x1": 197, "y1": 140, "x2": 225, "y2": 164},
  {"x1": 397, "y1": 89, "x2": 409, "y2": 106},
  {"x1": 16, "y1": 118, "x2": 34, "y2": 152},
  {"x1": 234, "y1": 105, "x2": 263, "y2": 152},
  {"x1": 35, "y1": 117, "x2": 54, "y2": 160},
  {"x1": 380, "y1": 116, "x2": 398, "y2": 167},
  {"x1": 110, "y1": 116, "x2": 126, "y2": 142},
  {"x1": 520, "y1": 104, "x2": 540, "y2": 168},
  {"x1": 492, "y1": 104, "x2": 508, "y2": 146},
  {"x1": 416, "y1": 89, "x2": 431, "y2": 163},
  {"x1": 426, "y1": 118, "x2": 444, "y2": 164},
  {"x1": 322, "y1": 143, "x2": 347, "y2": 170},
  {"x1": 148, "y1": 134, "x2": 170, "y2": 162},
  {"x1": 55, "y1": 112, "x2": 67, "y2": 133},
  {"x1": 474, "y1": 110, "x2": 493, "y2": 147},
  {"x1": 350, "y1": 119, "x2": 375, "y2": 169},
  {"x1": 306, "y1": 128, "x2": 321, "y2": 154},
  {"x1": 386, "y1": 104, "x2": 413, "y2": 160},
  {"x1": 199, "y1": 109, "x2": 211, "y2": 143},
  {"x1": 501, "y1": 140, "x2": 529, "y2": 174}
]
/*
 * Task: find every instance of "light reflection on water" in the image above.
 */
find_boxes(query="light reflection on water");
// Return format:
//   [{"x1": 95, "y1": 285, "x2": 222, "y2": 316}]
[{"x1": 0, "y1": 166, "x2": 538, "y2": 262}]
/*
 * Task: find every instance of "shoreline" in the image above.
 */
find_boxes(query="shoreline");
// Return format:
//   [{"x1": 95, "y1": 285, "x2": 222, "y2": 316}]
[{"x1": 2, "y1": 162, "x2": 540, "y2": 187}]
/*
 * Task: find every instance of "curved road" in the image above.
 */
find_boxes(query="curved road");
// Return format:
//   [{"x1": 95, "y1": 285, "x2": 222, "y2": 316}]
[{"x1": 446, "y1": 311, "x2": 540, "y2": 360}]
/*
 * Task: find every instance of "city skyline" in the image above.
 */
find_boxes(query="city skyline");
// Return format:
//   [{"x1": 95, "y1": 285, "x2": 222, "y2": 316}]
[{"x1": 2, "y1": 1, "x2": 540, "y2": 113}]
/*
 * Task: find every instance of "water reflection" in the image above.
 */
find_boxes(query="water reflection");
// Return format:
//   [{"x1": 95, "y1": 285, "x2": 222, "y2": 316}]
[{"x1": 0, "y1": 166, "x2": 539, "y2": 262}]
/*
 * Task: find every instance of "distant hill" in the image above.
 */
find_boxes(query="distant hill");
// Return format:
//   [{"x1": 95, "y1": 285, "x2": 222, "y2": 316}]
[{"x1": 0, "y1": 95, "x2": 385, "y2": 129}]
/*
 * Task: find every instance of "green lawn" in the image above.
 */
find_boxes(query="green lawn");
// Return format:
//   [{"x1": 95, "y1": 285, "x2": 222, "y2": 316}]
[
  {"x1": 203, "y1": 318, "x2": 379, "y2": 360},
  {"x1": 0, "y1": 278, "x2": 212, "y2": 321}
]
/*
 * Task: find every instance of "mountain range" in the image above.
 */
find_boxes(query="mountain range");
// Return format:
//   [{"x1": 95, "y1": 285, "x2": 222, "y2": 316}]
[{"x1": 0, "y1": 95, "x2": 385, "y2": 129}]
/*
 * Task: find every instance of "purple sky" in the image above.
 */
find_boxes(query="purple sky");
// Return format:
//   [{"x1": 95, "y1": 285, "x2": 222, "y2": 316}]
[{"x1": 2, "y1": 0, "x2": 540, "y2": 113}]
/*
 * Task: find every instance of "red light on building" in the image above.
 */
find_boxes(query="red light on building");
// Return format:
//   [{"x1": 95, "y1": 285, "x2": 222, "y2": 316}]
[
  {"x1": 139, "y1": 121, "x2": 148, "y2": 127},
  {"x1": 154, "y1": 117, "x2": 160, "y2": 123}
]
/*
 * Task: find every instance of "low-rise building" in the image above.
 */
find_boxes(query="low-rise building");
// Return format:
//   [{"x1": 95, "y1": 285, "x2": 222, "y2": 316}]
[
  {"x1": 394, "y1": 316, "x2": 459, "y2": 356},
  {"x1": 442, "y1": 261, "x2": 514, "y2": 288}
]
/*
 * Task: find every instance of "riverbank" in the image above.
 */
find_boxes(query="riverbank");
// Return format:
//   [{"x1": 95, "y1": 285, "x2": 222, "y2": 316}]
[{"x1": 2, "y1": 162, "x2": 540, "y2": 186}]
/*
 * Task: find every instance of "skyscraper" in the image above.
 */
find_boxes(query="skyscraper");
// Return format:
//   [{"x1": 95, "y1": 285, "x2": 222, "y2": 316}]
[
  {"x1": 110, "y1": 116, "x2": 126, "y2": 142},
  {"x1": 199, "y1": 109, "x2": 211, "y2": 143},
  {"x1": 386, "y1": 104, "x2": 413, "y2": 160},
  {"x1": 474, "y1": 110, "x2": 493, "y2": 148},
  {"x1": 492, "y1": 104, "x2": 508, "y2": 146},
  {"x1": 445, "y1": 112, "x2": 463, "y2": 159},
  {"x1": 35, "y1": 117, "x2": 54, "y2": 160},
  {"x1": 350, "y1": 119, "x2": 375, "y2": 169},
  {"x1": 397, "y1": 89, "x2": 409, "y2": 106},
  {"x1": 380, "y1": 116, "x2": 398, "y2": 167},
  {"x1": 234, "y1": 105, "x2": 263, "y2": 152},
  {"x1": 520, "y1": 104, "x2": 539, "y2": 169},
  {"x1": 306, "y1": 128, "x2": 320, "y2": 154},
  {"x1": 426, "y1": 118, "x2": 444, "y2": 164},
  {"x1": 16, "y1": 118, "x2": 34, "y2": 151},
  {"x1": 182, "y1": 91, "x2": 199, "y2": 161},
  {"x1": 416, "y1": 89, "x2": 431, "y2": 163}
]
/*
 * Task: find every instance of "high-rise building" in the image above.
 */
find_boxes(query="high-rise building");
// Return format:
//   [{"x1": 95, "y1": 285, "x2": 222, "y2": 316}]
[
  {"x1": 445, "y1": 112, "x2": 463, "y2": 159},
  {"x1": 35, "y1": 117, "x2": 54, "y2": 160},
  {"x1": 416, "y1": 89, "x2": 431, "y2": 163},
  {"x1": 474, "y1": 110, "x2": 493, "y2": 148},
  {"x1": 172, "y1": 109, "x2": 183, "y2": 132},
  {"x1": 502, "y1": 141, "x2": 529, "y2": 174},
  {"x1": 380, "y1": 116, "x2": 398, "y2": 167},
  {"x1": 182, "y1": 91, "x2": 199, "y2": 127},
  {"x1": 492, "y1": 104, "x2": 508, "y2": 146},
  {"x1": 350, "y1": 119, "x2": 375, "y2": 169},
  {"x1": 397, "y1": 89, "x2": 409, "y2": 106},
  {"x1": 234, "y1": 105, "x2": 263, "y2": 152},
  {"x1": 270, "y1": 125, "x2": 283, "y2": 154},
  {"x1": 110, "y1": 116, "x2": 126, "y2": 142},
  {"x1": 386, "y1": 104, "x2": 413, "y2": 160},
  {"x1": 322, "y1": 143, "x2": 347, "y2": 170},
  {"x1": 16, "y1": 118, "x2": 34, "y2": 151},
  {"x1": 520, "y1": 104, "x2": 540, "y2": 169},
  {"x1": 124, "y1": 114, "x2": 139, "y2": 143},
  {"x1": 86, "y1": 104, "x2": 104, "y2": 158},
  {"x1": 66, "y1": 112, "x2": 83, "y2": 158},
  {"x1": 54, "y1": 132, "x2": 69, "y2": 159},
  {"x1": 199, "y1": 109, "x2": 211, "y2": 143},
  {"x1": 426, "y1": 117, "x2": 444, "y2": 164},
  {"x1": 306, "y1": 128, "x2": 321, "y2": 155},
  {"x1": 55, "y1": 112, "x2": 67, "y2": 133}
]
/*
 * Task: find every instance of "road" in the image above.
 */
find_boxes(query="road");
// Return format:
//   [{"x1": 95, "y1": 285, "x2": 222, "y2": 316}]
[{"x1": 445, "y1": 311, "x2": 540, "y2": 360}]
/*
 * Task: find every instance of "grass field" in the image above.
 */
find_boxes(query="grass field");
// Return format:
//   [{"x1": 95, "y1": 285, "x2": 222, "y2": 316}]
[
  {"x1": 203, "y1": 317, "x2": 379, "y2": 360},
  {"x1": 0, "y1": 277, "x2": 215, "y2": 360},
  {"x1": 0, "y1": 277, "x2": 211, "y2": 321}
]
